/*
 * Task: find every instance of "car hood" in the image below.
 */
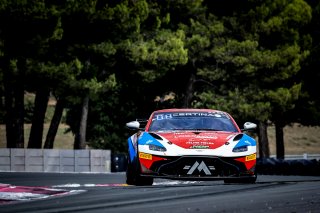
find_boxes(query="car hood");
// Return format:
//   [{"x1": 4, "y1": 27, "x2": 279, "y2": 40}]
[{"x1": 155, "y1": 131, "x2": 238, "y2": 149}]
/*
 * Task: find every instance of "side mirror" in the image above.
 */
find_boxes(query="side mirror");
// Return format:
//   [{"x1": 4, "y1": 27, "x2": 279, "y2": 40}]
[
  {"x1": 126, "y1": 121, "x2": 141, "y2": 130},
  {"x1": 242, "y1": 122, "x2": 257, "y2": 131}
]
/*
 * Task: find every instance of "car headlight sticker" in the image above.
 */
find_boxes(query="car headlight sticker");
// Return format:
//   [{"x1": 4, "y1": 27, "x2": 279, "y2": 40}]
[
  {"x1": 232, "y1": 145, "x2": 248, "y2": 152},
  {"x1": 149, "y1": 144, "x2": 167, "y2": 152}
]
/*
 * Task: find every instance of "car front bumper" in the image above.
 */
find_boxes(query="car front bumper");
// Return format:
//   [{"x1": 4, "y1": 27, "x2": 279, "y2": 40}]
[{"x1": 139, "y1": 155, "x2": 256, "y2": 180}]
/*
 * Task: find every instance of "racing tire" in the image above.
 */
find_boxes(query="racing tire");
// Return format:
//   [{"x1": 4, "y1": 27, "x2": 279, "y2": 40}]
[{"x1": 126, "y1": 154, "x2": 154, "y2": 186}]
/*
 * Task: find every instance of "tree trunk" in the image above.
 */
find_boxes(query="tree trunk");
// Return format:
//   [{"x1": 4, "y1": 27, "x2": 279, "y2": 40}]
[
  {"x1": 275, "y1": 120, "x2": 285, "y2": 159},
  {"x1": 4, "y1": 62, "x2": 25, "y2": 148},
  {"x1": 0, "y1": 85, "x2": 5, "y2": 122},
  {"x1": 15, "y1": 59, "x2": 26, "y2": 148},
  {"x1": 74, "y1": 95, "x2": 89, "y2": 149},
  {"x1": 14, "y1": 85, "x2": 25, "y2": 148},
  {"x1": 183, "y1": 73, "x2": 195, "y2": 108},
  {"x1": 258, "y1": 120, "x2": 270, "y2": 158},
  {"x1": 74, "y1": 132, "x2": 80, "y2": 150},
  {"x1": 28, "y1": 88, "x2": 50, "y2": 148},
  {"x1": 44, "y1": 98, "x2": 65, "y2": 149},
  {"x1": 4, "y1": 76, "x2": 15, "y2": 148}
]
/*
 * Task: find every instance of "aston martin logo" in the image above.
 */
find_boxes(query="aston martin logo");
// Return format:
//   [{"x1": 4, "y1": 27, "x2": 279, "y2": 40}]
[{"x1": 183, "y1": 161, "x2": 212, "y2": 175}]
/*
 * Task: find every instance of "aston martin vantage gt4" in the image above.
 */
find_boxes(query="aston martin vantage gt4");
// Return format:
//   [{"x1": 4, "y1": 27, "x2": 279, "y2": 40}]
[{"x1": 126, "y1": 109, "x2": 257, "y2": 185}]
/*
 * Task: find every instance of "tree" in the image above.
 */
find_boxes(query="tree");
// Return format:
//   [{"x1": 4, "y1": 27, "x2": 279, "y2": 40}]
[
  {"x1": 0, "y1": 0, "x2": 317, "y2": 155},
  {"x1": 294, "y1": 0, "x2": 320, "y2": 126},
  {"x1": 43, "y1": 97, "x2": 65, "y2": 149},
  {"x1": 171, "y1": 1, "x2": 273, "y2": 157},
  {"x1": 249, "y1": 0, "x2": 312, "y2": 159},
  {"x1": 189, "y1": 0, "x2": 311, "y2": 159},
  {"x1": 2, "y1": 60, "x2": 25, "y2": 148},
  {"x1": 82, "y1": 0, "x2": 190, "y2": 152},
  {"x1": 60, "y1": 0, "x2": 150, "y2": 150},
  {"x1": 0, "y1": 0, "x2": 67, "y2": 148}
]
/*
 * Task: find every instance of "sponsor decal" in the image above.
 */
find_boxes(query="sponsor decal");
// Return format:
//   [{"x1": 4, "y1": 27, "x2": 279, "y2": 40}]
[
  {"x1": 183, "y1": 161, "x2": 212, "y2": 175},
  {"x1": 176, "y1": 135, "x2": 218, "y2": 139},
  {"x1": 145, "y1": 140, "x2": 153, "y2": 144},
  {"x1": 244, "y1": 140, "x2": 251, "y2": 145},
  {"x1": 139, "y1": 152, "x2": 152, "y2": 160},
  {"x1": 245, "y1": 153, "x2": 256, "y2": 161},
  {"x1": 186, "y1": 141, "x2": 215, "y2": 145},
  {"x1": 190, "y1": 145, "x2": 210, "y2": 149},
  {"x1": 154, "y1": 112, "x2": 229, "y2": 120}
]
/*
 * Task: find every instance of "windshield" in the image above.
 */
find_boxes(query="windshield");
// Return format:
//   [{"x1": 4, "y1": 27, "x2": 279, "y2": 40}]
[{"x1": 148, "y1": 111, "x2": 238, "y2": 132}]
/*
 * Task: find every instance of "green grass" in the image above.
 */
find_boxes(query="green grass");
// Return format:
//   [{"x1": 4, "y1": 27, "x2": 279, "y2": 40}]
[
  {"x1": 0, "y1": 123, "x2": 74, "y2": 149},
  {"x1": 267, "y1": 123, "x2": 320, "y2": 155},
  {"x1": 0, "y1": 93, "x2": 74, "y2": 149}
]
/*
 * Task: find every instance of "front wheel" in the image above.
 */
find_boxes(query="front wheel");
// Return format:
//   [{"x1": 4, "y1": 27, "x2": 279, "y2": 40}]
[{"x1": 126, "y1": 155, "x2": 153, "y2": 186}]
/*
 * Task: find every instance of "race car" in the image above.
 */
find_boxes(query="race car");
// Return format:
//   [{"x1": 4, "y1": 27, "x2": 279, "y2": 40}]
[{"x1": 126, "y1": 108, "x2": 257, "y2": 185}]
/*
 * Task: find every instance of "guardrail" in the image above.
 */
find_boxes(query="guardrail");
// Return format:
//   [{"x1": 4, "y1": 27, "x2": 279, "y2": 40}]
[
  {"x1": 270, "y1": 154, "x2": 320, "y2": 160},
  {"x1": 0, "y1": 149, "x2": 111, "y2": 173}
]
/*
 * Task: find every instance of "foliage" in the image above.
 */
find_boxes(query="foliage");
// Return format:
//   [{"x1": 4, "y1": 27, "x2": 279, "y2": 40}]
[
  {"x1": 0, "y1": 0, "x2": 318, "y2": 153},
  {"x1": 192, "y1": 0, "x2": 311, "y2": 125}
]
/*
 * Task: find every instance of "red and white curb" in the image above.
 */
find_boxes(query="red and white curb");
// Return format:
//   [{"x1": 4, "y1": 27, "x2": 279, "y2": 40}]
[
  {"x1": 0, "y1": 181, "x2": 195, "y2": 204},
  {"x1": 51, "y1": 181, "x2": 198, "y2": 188},
  {"x1": 52, "y1": 183, "x2": 128, "y2": 188},
  {"x1": 0, "y1": 183, "x2": 85, "y2": 204}
]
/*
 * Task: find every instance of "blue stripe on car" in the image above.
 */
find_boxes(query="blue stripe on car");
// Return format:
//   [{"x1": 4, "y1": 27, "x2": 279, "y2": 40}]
[
  {"x1": 234, "y1": 134, "x2": 256, "y2": 148},
  {"x1": 128, "y1": 137, "x2": 136, "y2": 162},
  {"x1": 139, "y1": 132, "x2": 164, "y2": 148}
]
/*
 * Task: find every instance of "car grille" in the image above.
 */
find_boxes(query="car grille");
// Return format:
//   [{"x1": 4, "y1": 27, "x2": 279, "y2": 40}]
[{"x1": 151, "y1": 156, "x2": 244, "y2": 178}]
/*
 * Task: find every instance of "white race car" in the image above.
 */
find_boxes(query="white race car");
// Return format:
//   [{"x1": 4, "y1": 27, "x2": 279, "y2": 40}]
[{"x1": 126, "y1": 108, "x2": 257, "y2": 185}]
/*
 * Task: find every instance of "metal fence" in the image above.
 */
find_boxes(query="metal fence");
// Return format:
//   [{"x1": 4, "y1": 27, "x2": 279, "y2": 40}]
[
  {"x1": 269, "y1": 154, "x2": 320, "y2": 160},
  {"x1": 0, "y1": 149, "x2": 111, "y2": 173}
]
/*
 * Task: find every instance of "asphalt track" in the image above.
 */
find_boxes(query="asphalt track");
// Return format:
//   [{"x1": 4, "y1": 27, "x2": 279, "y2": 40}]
[{"x1": 0, "y1": 172, "x2": 319, "y2": 213}]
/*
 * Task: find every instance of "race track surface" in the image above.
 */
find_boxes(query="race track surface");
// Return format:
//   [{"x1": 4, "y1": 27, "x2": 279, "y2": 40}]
[{"x1": 0, "y1": 172, "x2": 319, "y2": 213}]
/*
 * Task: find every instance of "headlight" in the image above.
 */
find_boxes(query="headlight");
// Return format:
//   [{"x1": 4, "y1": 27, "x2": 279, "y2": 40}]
[
  {"x1": 149, "y1": 144, "x2": 167, "y2": 152},
  {"x1": 232, "y1": 146, "x2": 248, "y2": 152}
]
